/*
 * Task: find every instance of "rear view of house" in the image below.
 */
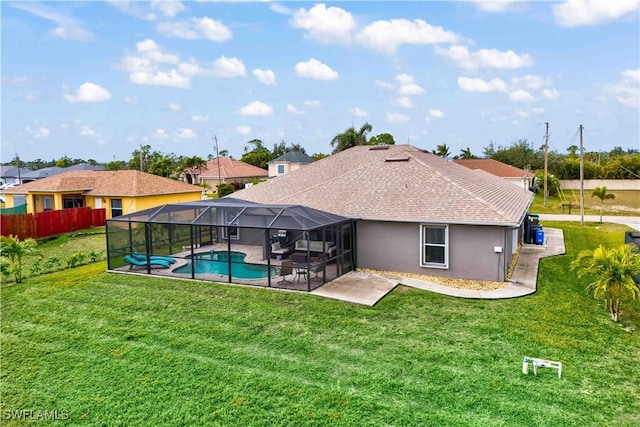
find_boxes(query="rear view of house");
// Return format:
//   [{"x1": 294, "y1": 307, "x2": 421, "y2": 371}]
[{"x1": 233, "y1": 145, "x2": 534, "y2": 282}]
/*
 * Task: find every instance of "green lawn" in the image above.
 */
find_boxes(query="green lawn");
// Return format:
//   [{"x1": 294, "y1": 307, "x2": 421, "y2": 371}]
[
  {"x1": 2, "y1": 222, "x2": 639, "y2": 426},
  {"x1": 529, "y1": 190, "x2": 640, "y2": 215}
]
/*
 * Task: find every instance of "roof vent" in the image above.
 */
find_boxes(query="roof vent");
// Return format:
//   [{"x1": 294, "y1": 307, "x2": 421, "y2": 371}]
[
  {"x1": 369, "y1": 145, "x2": 390, "y2": 151},
  {"x1": 385, "y1": 155, "x2": 410, "y2": 162}
]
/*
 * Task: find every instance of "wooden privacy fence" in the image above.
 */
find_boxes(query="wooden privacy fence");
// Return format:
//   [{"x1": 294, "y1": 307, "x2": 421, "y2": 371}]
[{"x1": 0, "y1": 207, "x2": 106, "y2": 240}]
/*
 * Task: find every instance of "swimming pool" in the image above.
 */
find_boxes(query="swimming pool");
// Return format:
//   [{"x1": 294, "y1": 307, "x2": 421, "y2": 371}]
[{"x1": 173, "y1": 251, "x2": 277, "y2": 279}]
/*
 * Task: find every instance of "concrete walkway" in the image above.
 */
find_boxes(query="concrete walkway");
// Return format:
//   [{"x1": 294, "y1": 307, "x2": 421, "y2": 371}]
[{"x1": 310, "y1": 227, "x2": 566, "y2": 305}]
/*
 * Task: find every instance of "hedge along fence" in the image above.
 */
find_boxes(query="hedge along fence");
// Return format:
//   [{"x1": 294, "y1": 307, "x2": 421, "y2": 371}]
[{"x1": 0, "y1": 207, "x2": 106, "y2": 240}]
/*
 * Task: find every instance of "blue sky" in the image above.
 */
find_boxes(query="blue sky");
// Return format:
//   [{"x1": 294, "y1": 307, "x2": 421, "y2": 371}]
[{"x1": 2, "y1": 1, "x2": 639, "y2": 164}]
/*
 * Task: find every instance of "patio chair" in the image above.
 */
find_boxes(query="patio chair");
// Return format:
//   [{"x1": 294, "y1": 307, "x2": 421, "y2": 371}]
[
  {"x1": 278, "y1": 260, "x2": 294, "y2": 283},
  {"x1": 124, "y1": 255, "x2": 171, "y2": 269},
  {"x1": 132, "y1": 252, "x2": 176, "y2": 263}
]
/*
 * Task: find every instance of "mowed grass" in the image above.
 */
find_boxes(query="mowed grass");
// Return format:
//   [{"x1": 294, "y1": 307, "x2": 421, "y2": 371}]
[
  {"x1": 529, "y1": 190, "x2": 640, "y2": 215},
  {"x1": 2, "y1": 222, "x2": 639, "y2": 426}
]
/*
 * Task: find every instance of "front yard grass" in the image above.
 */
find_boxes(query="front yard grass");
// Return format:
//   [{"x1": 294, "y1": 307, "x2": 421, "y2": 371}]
[{"x1": 1, "y1": 222, "x2": 639, "y2": 426}]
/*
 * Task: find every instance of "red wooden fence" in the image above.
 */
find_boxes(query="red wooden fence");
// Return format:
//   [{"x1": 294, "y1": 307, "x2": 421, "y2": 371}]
[{"x1": 0, "y1": 207, "x2": 106, "y2": 240}]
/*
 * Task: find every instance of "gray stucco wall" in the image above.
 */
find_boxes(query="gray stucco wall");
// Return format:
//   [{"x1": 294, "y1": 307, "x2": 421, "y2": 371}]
[{"x1": 355, "y1": 220, "x2": 517, "y2": 282}]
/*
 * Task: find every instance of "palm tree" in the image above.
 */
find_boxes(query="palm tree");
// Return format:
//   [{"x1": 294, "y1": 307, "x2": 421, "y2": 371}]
[
  {"x1": 0, "y1": 235, "x2": 39, "y2": 283},
  {"x1": 433, "y1": 143, "x2": 451, "y2": 158},
  {"x1": 330, "y1": 122, "x2": 373, "y2": 153},
  {"x1": 459, "y1": 147, "x2": 475, "y2": 159},
  {"x1": 591, "y1": 186, "x2": 615, "y2": 223},
  {"x1": 571, "y1": 244, "x2": 640, "y2": 322}
]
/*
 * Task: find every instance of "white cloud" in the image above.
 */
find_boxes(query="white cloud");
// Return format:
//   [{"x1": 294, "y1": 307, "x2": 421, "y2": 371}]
[
  {"x1": 611, "y1": 68, "x2": 640, "y2": 108},
  {"x1": 253, "y1": 69, "x2": 276, "y2": 85},
  {"x1": 168, "y1": 102, "x2": 181, "y2": 111},
  {"x1": 290, "y1": 4, "x2": 356, "y2": 44},
  {"x1": 349, "y1": 107, "x2": 369, "y2": 117},
  {"x1": 11, "y1": 2, "x2": 94, "y2": 41},
  {"x1": 396, "y1": 97, "x2": 414, "y2": 108},
  {"x1": 428, "y1": 109, "x2": 445, "y2": 119},
  {"x1": 303, "y1": 100, "x2": 320, "y2": 107},
  {"x1": 80, "y1": 126, "x2": 99, "y2": 137},
  {"x1": 236, "y1": 125, "x2": 252, "y2": 135},
  {"x1": 457, "y1": 77, "x2": 508, "y2": 92},
  {"x1": 25, "y1": 126, "x2": 50, "y2": 139},
  {"x1": 532, "y1": 107, "x2": 545, "y2": 115},
  {"x1": 175, "y1": 128, "x2": 197, "y2": 139},
  {"x1": 153, "y1": 129, "x2": 168, "y2": 139},
  {"x1": 108, "y1": 1, "x2": 157, "y2": 21},
  {"x1": 469, "y1": 0, "x2": 521, "y2": 13},
  {"x1": 398, "y1": 84, "x2": 425, "y2": 96},
  {"x1": 553, "y1": 0, "x2": 639, "y2": 27},
  {"x1": 542, "y1": 88, "x2": 560, "y2": 100},
  {"x1": 238, "y1": 101, "x2": 274, "y2": 116},
  {"x1": 511, "y1": 74, "x2": 552, "y2": 90},
  {"x1": 375, "y1": 80, "x2": 395, "y2": 90},
  {"x1": 386, "y1": 112, "x2": 410, "y2": 123},
  {"x1": 287, "y1": 104, "x2": 305, "y2": 115},
  {"x1": 124, "y1": 96, "x2": 138, "y2": 105},
  {"x1": 515, "y1": 110, "x2": 529, "y2": 118},
  {"x1": 63, "y1": 82, "x2": 112, "y2": 103},
  {"x1": 270, "y1": 3, "x2": 291, "y2": 15},
  {"x1": 119, "y1": 40, "x2": 245, "y2": 88},
  {"x1": 295, "y1": 58, "x2": 339, "y2": 80},
  {"x1": 191, "y1": 115, "x2": 209, "y2": 123},
  {"x1": 151, "y1": 0, "x2": 187, "y2": 18},
  {"x1": 396, "y1": 74, "x2": 415, "y2": 85},
  {"x1": 157, "y1": 17, "x2": 232, "y2": 42},
  {"x1": 509, "y1": 89, "x2": 536, "y2": 102},
  {"x1": 356, "y1": 19, "x2": 461, "y2": 55},
  {"x1": 435, "y1": 45, "x2": 534, "y2": 70}
]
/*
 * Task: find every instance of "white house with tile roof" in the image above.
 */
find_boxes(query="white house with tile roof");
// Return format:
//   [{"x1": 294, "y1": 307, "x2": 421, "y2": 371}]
[
  {"x1": 232, "y1": 145, "x2": 534, "y2": 282},
  {"x1": 267, "y1": 151, "x2": 314, "y2": 178}
]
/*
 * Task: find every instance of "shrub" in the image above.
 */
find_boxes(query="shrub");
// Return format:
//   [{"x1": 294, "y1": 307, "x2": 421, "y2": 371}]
[
  {"x1": 44, "y1": 256, "x2": 63, "y2": 273},
  {"x1": 66, "y1": 252, "x2": 87, "y2": 269}
]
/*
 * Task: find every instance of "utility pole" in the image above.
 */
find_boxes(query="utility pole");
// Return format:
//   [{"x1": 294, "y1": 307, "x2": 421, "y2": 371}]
[
  {"x1": 15, "y1": 153, "x2": 21, "y2": 184},
  {"x1": 139, "y1": 144, "x2": 143, "y2": 172},
  {"x1": 543, "y1": 122, "x2": 549, "y2": 207},
  {"x1": 579, "y1": 125, "x2": 584, "y2": 227},
  {"x1": 213, "y1": 136, "x2": 221, "y2": 191}
]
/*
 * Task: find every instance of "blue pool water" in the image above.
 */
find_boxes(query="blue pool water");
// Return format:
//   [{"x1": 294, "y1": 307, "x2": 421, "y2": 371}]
[{"x1": 173, "y1": 251, "x2": 276, "y2": 279}]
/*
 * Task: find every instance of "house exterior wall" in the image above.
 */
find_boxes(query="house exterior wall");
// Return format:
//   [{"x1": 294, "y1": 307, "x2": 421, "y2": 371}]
[
  {"x1": 268, "y1": 162, "x2": 306, "y2": 178},
  {"x1": 7, "y1": 191, "x2": 202, "y2": 219},
  {"x1": 355, "y1": 220, "x2": 516, "y2": 282}
]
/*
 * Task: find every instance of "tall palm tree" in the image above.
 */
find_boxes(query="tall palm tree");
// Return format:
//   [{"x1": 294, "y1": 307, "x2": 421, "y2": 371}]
[
  {"x1": 0, "y1": 235, "x2": 39, "y2": 283},
  {"x1": 591, "y1": 186, "x2": 615, "y2": 223},
  {"x1": 433, "y1": 143, "x2": 451, "y2": 158},
  {"x1": 459, "y1": 147, "x2": 475, "y2": 159},
  {"x1": 330, "y1": 122, "x2": 373, "y2": 153},
  {"x1": 571, "y1": 244, "x2": 640, "y2": 322}
]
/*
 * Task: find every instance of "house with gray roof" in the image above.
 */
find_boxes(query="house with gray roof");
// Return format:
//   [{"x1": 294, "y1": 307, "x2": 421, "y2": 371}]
[
  {"x1": 268, "y1": 150, "x2": 314, "y2": 178},
  {"x1": 233, "y1": 144, "x2": 534, "y2": 282},
  {"x1": 0, "y1": 166, "x2": 33, "y2": 186}
]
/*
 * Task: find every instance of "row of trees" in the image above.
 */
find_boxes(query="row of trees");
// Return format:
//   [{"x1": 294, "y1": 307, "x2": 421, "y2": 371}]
[{"x1": 5, "y1": 126, "x2": 639, "y2": 180}]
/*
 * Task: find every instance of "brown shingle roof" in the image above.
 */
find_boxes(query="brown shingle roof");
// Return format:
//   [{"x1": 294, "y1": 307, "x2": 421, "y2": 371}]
[
  {"x1": 232, "y1": 145, "x2": 533, "y2": 226},
  {"x1": 6, "y1": 170, "x2": 202, "y2": 197},
  {"x1": 453, "y1": 158, "x2": 534, "y2": 178},
  {"x1": 198, "y1": 157, "x2": 268, "y2": 179}
]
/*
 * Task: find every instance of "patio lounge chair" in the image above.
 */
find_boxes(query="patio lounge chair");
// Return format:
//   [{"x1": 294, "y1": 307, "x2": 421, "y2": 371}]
[
  {"x1": 124, "y1": 255, "x2": 171, "y2": 269},
  {"x1": 132, "y1": 252, "x2": 176, "y2": 263},
  {"x1": 278, "y1": 260, "x2": 294, "y2": 283}
]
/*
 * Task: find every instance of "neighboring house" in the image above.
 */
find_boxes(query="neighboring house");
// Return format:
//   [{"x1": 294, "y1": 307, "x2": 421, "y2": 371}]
[
  {"x1": 2, "y1": 170, "x2": 203, "y2": 219},
  {"x1": 0, "y1": 166, "x2": 33, "y2": 186},
  {"x1": 232, "y1": 145, "x2": 534, "y2": 282},
  {"x1": 268, "y1": 151, "x2": 314, "y2": 178},
  {"x1": 62, "y1": 163, "x2": 105, "y2": 171},
  {"x1": 184, "y1": 157, "x2": 268, "y2": 189},
  {"x1": 453, "y1": 158, "x2": 535, "y2": 190},
  {"x1": 20, "y1": 166, "x2": 64, "y2": 183}
]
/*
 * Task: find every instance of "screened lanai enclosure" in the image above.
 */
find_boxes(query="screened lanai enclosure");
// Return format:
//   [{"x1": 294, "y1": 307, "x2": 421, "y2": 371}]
[{"x1": 106, "y1": 198, "x2": 354, "y2": 291}]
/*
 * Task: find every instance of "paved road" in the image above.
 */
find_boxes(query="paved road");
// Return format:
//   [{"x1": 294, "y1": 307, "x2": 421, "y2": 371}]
[{"x1": 538, "y1": 214, "x2": 640, "y2": 231}]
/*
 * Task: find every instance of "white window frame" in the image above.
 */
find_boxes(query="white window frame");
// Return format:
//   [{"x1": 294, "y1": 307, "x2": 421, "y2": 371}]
[
  {"x1": 277, "y1": 164, "x2": 285, "y2": 175},
  {"x1": 43, "y1": 196, "x2": 52, "y2": 211},
  {"x1": 420, "y1": 224, "x2": 449, "y2": 269}
]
